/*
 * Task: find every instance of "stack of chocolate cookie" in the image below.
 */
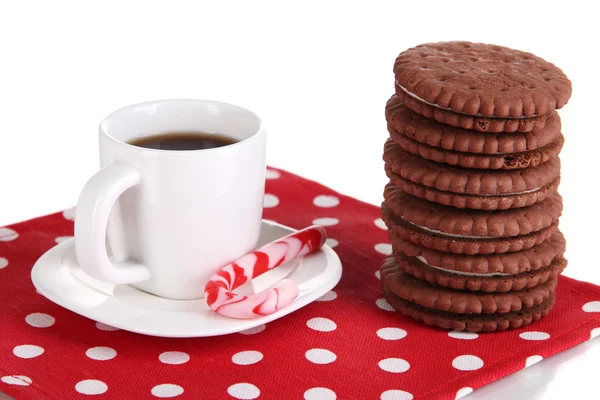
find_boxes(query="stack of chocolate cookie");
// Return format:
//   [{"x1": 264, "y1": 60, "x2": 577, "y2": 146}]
[{"x1": 380, "y1": 42, "x2": 572, "y2": 332}]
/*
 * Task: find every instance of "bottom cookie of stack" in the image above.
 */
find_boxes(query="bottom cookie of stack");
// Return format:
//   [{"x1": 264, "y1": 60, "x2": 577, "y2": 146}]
[
  {"x1": 380, "y1": 257, "x2": 558, "y2": 332},
  {"x1": 383, "y1": 287, "x2": 555, "y2": 332}
]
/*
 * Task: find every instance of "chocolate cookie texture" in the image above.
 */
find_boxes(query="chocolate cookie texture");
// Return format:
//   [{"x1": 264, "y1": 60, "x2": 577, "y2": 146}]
[
  {"x1": 384, "y1": 139, "x2": 560, "y2": 210},
  {"x1": 381, "y1": 257, "x2": 556, "y2": 314},
  {"x1": 389, "y1": 128, "x2": 563, "y2": 170},
  {"x1": 382, "y1": 203, "x2": 557, "y2": 255},
  {"x1": 386, "y1": 96, "x2": 564, "y2": 169},
  {"x1": 383, "y1": 287, "x2": 555, "y2": 332},
  {"x1": 383, "y1": 139, "x2": 561, "y2": 194},
  {"x1": 393, "y1": 41, "x2": 572, "y2": 119},
  {"x1": 395, "y1": 88, "x2": 547, "y2": 133},
  {"x1": 385, "y1": 95, "x2": 563, "y2": 154},
  {"x1": 384, "y1": 208, "x2": 557, "y2": 255},
  {"x1": 390, "y1": 230, "x2": 566, "y2": 275},
  {"x1": 383, "y1": 184, "x2": 562, "y2": 238},
  {"x1": 391, "y1": 251, "x2": 566, "y2": 293}
]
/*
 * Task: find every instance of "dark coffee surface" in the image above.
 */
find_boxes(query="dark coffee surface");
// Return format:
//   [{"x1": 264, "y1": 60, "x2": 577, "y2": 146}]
[{"x1": 128, "y1": 132, "x2": 238, "y2": 150}]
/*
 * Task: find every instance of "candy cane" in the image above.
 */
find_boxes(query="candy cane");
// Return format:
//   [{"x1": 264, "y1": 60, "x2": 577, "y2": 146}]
[{"x1": 204, "y1": 225, "x2": 327, "y2": 319}]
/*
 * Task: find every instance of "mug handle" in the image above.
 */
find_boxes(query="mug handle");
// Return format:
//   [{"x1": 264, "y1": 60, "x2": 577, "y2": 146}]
[{"x1": 74, "y1": 162, "x2": 151, "y2": 284}]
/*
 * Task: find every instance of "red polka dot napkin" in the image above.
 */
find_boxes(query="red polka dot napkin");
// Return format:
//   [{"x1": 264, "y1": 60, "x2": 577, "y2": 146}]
[{"x1": 1, "y1": 168, "x2": 600, "y2": 400}]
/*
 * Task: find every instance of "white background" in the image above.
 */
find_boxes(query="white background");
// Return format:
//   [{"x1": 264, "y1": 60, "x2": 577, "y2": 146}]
[{"x1": 1, "y1": 1, "x2": 599, "y2": 399}]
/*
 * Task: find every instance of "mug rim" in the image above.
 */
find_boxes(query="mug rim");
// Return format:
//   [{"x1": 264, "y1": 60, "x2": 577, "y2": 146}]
[{"x1": 98, "y1": 98, "x2": 264, "y2": 153}]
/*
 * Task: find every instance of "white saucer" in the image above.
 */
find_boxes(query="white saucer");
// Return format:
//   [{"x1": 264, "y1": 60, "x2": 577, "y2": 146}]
[{"x1": 31, "y1": 220, "x2": 342, "y2": 338}]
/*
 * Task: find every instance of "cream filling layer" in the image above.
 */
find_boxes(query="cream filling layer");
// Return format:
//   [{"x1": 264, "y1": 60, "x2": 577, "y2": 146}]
[
  {"x1": 396, "y1": 83, "x2": 538, "y2": 119},
  {"x1": 416, "y1": 256, "x2": 511, "y2": 277},
  {"x1": 403, "y1": 218, "x2": 503, "y2": 239},
  {"x1": 475, "y1": 187, "x2": 542, "y2": 196},
  {"x1": 391, "y1": 166, "x2": 544, "y2": 197}
]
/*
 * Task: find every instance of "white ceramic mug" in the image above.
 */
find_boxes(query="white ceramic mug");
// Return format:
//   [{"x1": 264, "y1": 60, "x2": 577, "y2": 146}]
[{"x1": 74, "y1": 99, "x2": 266, "y2": 300}]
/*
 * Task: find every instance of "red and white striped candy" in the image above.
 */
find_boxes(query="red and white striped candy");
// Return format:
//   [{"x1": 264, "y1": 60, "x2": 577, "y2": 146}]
[{"x1": 204, "y1": 225, "x2": 327, "y2": 319}]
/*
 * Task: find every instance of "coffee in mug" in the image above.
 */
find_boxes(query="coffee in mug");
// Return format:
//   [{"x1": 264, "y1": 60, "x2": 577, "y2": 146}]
[{"x1": 128, "y1": 132, "x2": 238, "y2": 151}]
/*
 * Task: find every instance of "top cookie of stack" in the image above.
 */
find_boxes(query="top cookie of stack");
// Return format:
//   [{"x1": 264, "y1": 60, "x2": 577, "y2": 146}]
[
  {"x1": 386, "y1": 41, "x2": 571, "y2": 210},
  {"x1": 394, "y1": 41, "x2": 571, "y2": 133}
]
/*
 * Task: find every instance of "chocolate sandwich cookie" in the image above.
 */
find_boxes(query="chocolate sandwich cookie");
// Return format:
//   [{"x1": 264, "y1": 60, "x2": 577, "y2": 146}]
[
  {"x1": 395, "y1": 88, "x2": 547, "y2": 133},
  {"x1": 393, "y1": 41, "x2": 572, "y2": 132},
  {"x1": 380, "y1": 257, "x2": 557, "y2": 314},
  {"x1": 384, "y1": 139, "x2": 561, "y2": 210},
  {"x1": 385, "y1": 95, "x2": 564, "y2": 170},
  {"x1": 383, "y1": 287, "x2": 555, "y2": 332},
  {"x1": 388, "y1": 122, "x2": 564, "y2": 170},
  {"x1": 390, "y1": 229, "x2": 566, "y2": 275},
  {"x1": 381, "y1": 184, "x2": 562, "y2": 254},
  {"x1": 382, "y1": 205, "x2": 557, "y2": 255},
  {"x1": 391, "y1": 250, "x2": 567, "y2": 293}
]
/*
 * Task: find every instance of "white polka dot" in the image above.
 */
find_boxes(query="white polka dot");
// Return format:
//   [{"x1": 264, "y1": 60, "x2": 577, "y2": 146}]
[
  {"x1": 1, "y1": 375, "x2": 32, "y2": 386},
  {"x1": 263, "y1": 194, "x2": 279, "y2": 208},
  {"x1": 525, "y1": 355, "x2": 543, "y2": 367},
  {"x1": 13, "y1": 345, "x2": 44, "y2": 359},
  {"x1": 313, "y1": 195, "x2": 340, "y2": 208},
  {"x1": 0, "y1": 227, "x2": 18, "y2": 242},
  {"x1": 75, "y1": 379, "x2": 108, "y2": 395},
  {"x1": 312, "y1": 217, "x2": 339, "y2": 227},
  {"x1": 316, "y1": 291, "x2": 337, "y2": 302},
  {"x1": 376, "y1": 298, "x2": 394, "y2": 311},
  {"x1": 55, "y1": 236, "x2": 73, "y2": 243},
  {"x1": 377, "y1": 327, "x2": 407, "y2": 340},
  {"x1": 375, "y1": 270, "x2": 381, "y2": 280},
  {"x1": 307, "y1": 317, "x2": 337, "y2": 332},
  {"x1": 378, "y1": 358, "x2": 410, "y2": 373},
  {"x1": 374, "y1": 218, "x2": 387, "y2": 230},
  {"x1": 448, "y1": 331, "x2": 479, "y2": 340},
  {"x1": 86, "y1": 347, "x2": 117, "y2": 361},
  {"x1": 375, "y1": 243, "x2": 392, "y2": 255},
  {"x1": 62, "y1": 208, "x2": 76, "y2": 221},
  {"x1": 227, "y1": 383, "x2": 260, "y2": 399},
  {"x1": 583, "y1": 301, "x2": 600, "y2": 312},
  {"x1": 519, "y1": 331, "x2": 550, "y2": 341},
  {"x1": 25, "y1": 313, "x2": 55, "y2": 328},
  {"x1": 591, "y1": 328, "x2": 600, "y2": 340},
  {"x1": 325, "y1": 238, "x2": 338, "y2": 248},
  {"x1": 305, "y1": 387, "x2": 337, "y2": 400},
  {"x1": 305, "y1": 348, "x2": 337, "y2": 364},
  {"x1": 159, "y1": 351, "x2": 190, "y2": 365},
  {"x1": 381, "y1": 389, "x2": 413, "y2": 400},
  {"x1": 455, "y1": 387, "x2": 473, "y2": 399},
  {"x1": 232, "y1": 351, "x2": 263, "y2": 365},
  {"x1": 95, "y1": 322, "x2": 119, "y2": 331},
  {"x1": 265, "y1": 169, "x2": 281, "y2": 179},
  {"x1": 0, "y1": 257, "x2": 7, "y2": 269},
  {"x1": 151, "y1": 384, "x2": 184, "y2": 398},
  {"x1": 452, "y1": 355, "x2": 484, "y2": 371},
  {"x1": 239, "y1": 325, "x2": 266, "y2": 335}
]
